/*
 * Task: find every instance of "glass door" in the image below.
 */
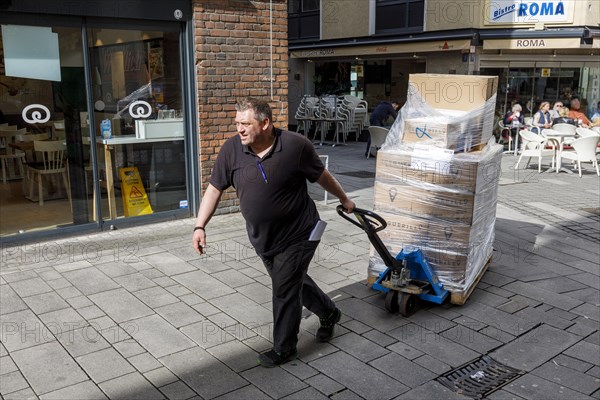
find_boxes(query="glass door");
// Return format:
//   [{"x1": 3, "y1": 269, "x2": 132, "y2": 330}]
[
  {"x1": 86, "y1": 26, "x2": 187, "y2": 221},
  {"x1": 0, "y1": 24, "x2": 93, "y2": 237}
]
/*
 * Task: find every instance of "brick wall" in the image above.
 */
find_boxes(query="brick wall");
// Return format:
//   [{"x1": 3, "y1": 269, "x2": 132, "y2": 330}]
[{"x1": 193, "y1": 0, "x2": 288, "y2": 214}]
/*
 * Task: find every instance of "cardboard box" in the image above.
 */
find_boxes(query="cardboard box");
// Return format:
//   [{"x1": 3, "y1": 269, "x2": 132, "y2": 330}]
[
  {"x1": 374, "y1": 181, "x2": 475, "y2": 223},
  {"x1": 375, "y1": 147, "x2": 503, "y2": 194},
  {"x1": 400, "y1": 74, "x2": 497, "y2": 150},
  {"x1": 369, "y1": 144, "x2": 503, "y2": 292},
  {"x1": 401, "y1": 113, "x2": 490, "y2": 150},
  {"x1": 407, "y1": 74, "x2": 498, "y2": 112}
]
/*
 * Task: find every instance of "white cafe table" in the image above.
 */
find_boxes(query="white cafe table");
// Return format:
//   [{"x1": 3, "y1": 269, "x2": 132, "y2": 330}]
[
  {"x1": 512, "y1": 122, "x2": 523, "y2": 156},
  {"x1": 541, "y1": 129, "x2": 577, "y2": 174},
  {"x1": 96, "y1": 135, "x2": 184, "y2": 219}
]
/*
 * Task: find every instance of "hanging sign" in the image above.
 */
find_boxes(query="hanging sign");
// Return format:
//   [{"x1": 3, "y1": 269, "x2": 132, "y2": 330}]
[{"x1": 119, "y1": 167, "x2": 153, "y2": 217}]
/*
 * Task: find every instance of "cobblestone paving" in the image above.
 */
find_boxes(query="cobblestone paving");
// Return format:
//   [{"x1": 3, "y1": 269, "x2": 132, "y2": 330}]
[{"x1": 1, "y1": 141, "x2": 598, "y2": 400}]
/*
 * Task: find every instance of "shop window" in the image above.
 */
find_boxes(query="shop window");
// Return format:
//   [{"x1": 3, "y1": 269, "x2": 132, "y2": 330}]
[
  {"x1": 288, "y1": 0, "x2": 320, "y2": 41},
  {"x1": 375, "y1": 0, "x2": 424, "y2": 34}
]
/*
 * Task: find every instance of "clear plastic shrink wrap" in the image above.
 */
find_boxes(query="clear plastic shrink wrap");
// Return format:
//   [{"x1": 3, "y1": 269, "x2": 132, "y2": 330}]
[{"x1": 370, "y1": 74, "x2": 502, "y2": 294}]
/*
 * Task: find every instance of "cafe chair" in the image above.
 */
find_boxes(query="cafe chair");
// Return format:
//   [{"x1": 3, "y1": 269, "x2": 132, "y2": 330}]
[
  {"x1": 367, "y1": 126, "x2": 389, "y2": 159},
  {"x1": 52, "y1": 120, "x2": 66, "y2": 139},
  {"x1": 551, "y1": 123, "x2": 577, "y2": 135},
  {"x1": 26, "y1": 140, "x2": 71, "y2": 206},
  {"x1": 576, "y1": 127, "x2": 600, "y2": 154},
  {"x1": 559, "y1": 135, "x2": 600, "y2": 177},
  {"x1": 294, "y1": 96, "x2": 318, "y2": 136},
  {"x1": 514, "y1": 130, "x2": 555, "y2": 173},
  {"x1": 0, "y1": 128, "x2": 28, "y2": 183},
  {"x1": 576, "y1": 127, "x2": 600, "y2": 138},
  {"x1": 497, "y1": 121, "x2": 513, "y2": 152}
]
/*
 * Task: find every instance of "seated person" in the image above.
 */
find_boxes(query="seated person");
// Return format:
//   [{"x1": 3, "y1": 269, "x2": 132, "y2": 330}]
[
  {"x1": 567, "y1": 97, "x2": 591, "y2": 127},
  {"x1": 503, "y1": 103, "x2": 525, "y2": 126},
  {"x1": 532, "y1": 101, "x2": 552, "y2": 132},
  {"x1": 548, "y1": 101, "x2": 563, "y2": 120},
  {"x1": 552, "y1": 106, "x2": 577, "y2": 126},
  {"x1": 502, "y1": 104, "x2": 524, "y2": 143}
]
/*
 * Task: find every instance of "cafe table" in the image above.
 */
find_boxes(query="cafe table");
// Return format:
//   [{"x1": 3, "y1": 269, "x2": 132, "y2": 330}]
[{"x1": 541, "y1": 128, "x2": 577, "y2": 174}]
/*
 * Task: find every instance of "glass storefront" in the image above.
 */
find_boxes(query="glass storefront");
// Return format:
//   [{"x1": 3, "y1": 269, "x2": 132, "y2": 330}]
[
  {"x1": 0, "y1": 19, "x2": 191, "y2": 239},
  {"x1": 481, "y1": 64, "x2": 595, "y2": 119}
]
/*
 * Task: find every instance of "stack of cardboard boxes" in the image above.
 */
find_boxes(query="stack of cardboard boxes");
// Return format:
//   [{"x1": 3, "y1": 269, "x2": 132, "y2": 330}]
[{"x1": 370, "y1": 74, "x2": 503, "y2": 301}]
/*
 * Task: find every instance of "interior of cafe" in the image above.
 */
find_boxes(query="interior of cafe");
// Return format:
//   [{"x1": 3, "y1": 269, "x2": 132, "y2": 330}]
[{"x1": 0, "y1": 22, "x2": 189, "y2": 239}]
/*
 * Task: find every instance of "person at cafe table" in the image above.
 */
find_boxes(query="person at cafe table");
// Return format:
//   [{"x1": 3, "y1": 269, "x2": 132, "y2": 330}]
[
  {"x1": 502, "y1": 103, "x2": 524, "y2": 142},
  {"x1": 503, "y1": 103, "x2": 525, "y2": 126},
  {"x1": 552, "y1": 106, "x2": 577, "y2": 126},
  {"x1": 567, "y1": 97, "x2": 591, "y2": 127},
  {"x1": 532, "y1": 101, "x2": 552, "y2": 133}
]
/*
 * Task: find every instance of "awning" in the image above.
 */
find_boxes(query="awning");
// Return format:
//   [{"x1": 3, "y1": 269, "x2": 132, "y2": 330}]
[
  {"x1": 290, "y1": 39, "x2": 471, "y2": 59},
  {"x1": 483, "y1": 37, "x2": 581, "y2": 50}
]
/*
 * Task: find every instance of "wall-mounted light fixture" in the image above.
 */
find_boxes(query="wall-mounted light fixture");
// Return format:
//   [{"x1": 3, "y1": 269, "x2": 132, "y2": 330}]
[
  {"x1": 412, "y1": 53, "x2": 418, "y2": 58},
  {"x1": 552, "y1": 50, "x2": 557, "y2": 57}
]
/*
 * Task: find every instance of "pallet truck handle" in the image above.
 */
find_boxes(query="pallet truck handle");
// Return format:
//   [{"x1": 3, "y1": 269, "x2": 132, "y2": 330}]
[{"x1": 336, "y1": 206, "x2": 387, "y2": 233}]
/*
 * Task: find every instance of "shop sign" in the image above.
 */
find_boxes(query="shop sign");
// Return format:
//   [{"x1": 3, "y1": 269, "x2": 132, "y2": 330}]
[
  {"x1": 483, "y1": 37, "x2": 580, "y2": 50},
  {"x1": 300, "y1": 48, "x2": 336, "y2": 57},
  {"x1": 486, "y1": 0, "x2": 571, "y2": 24},
  {"x1": 291, "y1": 40, "x2": 471, "y2": 59},
  {"x1": 541, "y1": 68, "x2": 551, "y2": 77}
]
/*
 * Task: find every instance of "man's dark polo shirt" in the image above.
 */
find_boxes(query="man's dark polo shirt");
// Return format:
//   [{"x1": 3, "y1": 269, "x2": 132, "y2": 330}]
[{"x1": 210, "y1": 128, "x2": 324, "y2": 256}]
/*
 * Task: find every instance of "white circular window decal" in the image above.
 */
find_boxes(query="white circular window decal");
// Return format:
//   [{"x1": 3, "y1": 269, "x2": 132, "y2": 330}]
[
  {"x1": 129, "y1": 100, "x2": 153, "y2": 119},
  {"x1": 22, "y1": 104, "x2": 51, "y2": 124}
]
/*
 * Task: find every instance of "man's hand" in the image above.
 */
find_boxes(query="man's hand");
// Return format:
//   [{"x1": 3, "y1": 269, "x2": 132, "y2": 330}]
[
  {"x1": 340, "y1": 198, "x2": 355, "y2": 213},
  {"x1": 192, "y1": 229, "x2": 206, "y2": 255}
]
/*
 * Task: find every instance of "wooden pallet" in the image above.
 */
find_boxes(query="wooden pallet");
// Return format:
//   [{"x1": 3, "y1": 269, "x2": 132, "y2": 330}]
[{"x1": 449, "y1": 254, "x2": 493, "y2": 306}]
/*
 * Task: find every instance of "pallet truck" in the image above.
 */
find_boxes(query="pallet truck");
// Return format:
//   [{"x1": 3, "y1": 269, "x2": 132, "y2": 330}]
[{"x1": 337, "y1": 206, "x2": 449, "y2": 316}]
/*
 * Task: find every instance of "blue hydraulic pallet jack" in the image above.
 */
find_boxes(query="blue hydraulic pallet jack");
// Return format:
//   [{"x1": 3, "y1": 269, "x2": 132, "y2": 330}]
[{"x1": 337, "y1": 206, "x2": 449, "y2": 316}]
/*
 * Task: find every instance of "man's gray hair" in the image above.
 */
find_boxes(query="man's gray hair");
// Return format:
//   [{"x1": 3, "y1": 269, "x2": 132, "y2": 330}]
[{"x1": 236, "y1": 97, "x2": 273, "y2": 123}]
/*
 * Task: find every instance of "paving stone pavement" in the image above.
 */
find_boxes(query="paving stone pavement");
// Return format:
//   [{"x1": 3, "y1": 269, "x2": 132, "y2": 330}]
[{"x1": 1, "y1": 140, "x2": 599, "y2": 400}]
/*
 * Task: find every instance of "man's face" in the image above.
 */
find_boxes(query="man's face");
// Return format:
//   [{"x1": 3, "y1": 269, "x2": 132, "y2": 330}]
[
  {"x1": 571, "y1": 99, "x2": 581, "y2": 111},
  {"x1": 235, "y1": 109, "x2": 267, "y2": 146}
]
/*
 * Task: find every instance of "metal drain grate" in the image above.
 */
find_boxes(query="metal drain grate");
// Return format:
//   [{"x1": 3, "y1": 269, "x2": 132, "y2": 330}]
[
  {"x1": 337, "y1": 171, "x2": 375, "y2": 178},
  {"x1": 582, "y1": 207, "x2": 600, "y2": 216},
  {"x1": 436, "y1": 356, "x2": 523, "y2": 399}
]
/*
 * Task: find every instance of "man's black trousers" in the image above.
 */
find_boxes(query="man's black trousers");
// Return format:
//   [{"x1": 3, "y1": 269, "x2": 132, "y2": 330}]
[{"x1": 258, "y1": 239, "x2": 335, "y2": 353}]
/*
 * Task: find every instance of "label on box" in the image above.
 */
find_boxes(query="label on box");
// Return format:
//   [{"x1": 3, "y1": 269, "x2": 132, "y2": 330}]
[{"x1": 411, "y1": 144, "x2": 454, "y2": 174}]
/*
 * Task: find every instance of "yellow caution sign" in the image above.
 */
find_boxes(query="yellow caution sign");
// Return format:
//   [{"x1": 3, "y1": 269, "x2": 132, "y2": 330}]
[{"x1": 119, "y1": 166, "x2": 153, "y2": 217}]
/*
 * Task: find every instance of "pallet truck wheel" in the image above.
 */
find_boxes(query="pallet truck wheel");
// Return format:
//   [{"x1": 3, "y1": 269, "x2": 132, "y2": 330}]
[
  {"x1": 399, "y1": 294, "x2": 417, "y2": 317},
  {"x1": 384, "y1": 291, "x2": 399, "y2": 313}
]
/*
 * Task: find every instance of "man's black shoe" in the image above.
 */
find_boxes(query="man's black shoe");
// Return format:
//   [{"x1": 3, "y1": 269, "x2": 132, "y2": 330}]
[
  {"x1": 316, "y1": 308, "x2": 342, "y2": 342},
  {"x1": 258, "y1": 348, "x2": 297, "y2": 368}
]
